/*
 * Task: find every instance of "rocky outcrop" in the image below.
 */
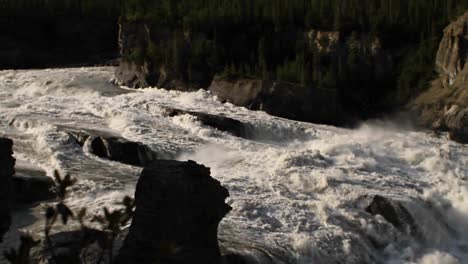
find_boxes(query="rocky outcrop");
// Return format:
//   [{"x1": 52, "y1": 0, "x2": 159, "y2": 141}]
[
  {"x1": 357, "y1": 195, "x2": 418, "y2": 236},
  {"x1": 209, "y1": 77, "x2": 268, "y2": 107},
  {"x1": 164, "y1": 107, "x2": 247, "y2": 138},
  {"x1": 0, "y1": 138, "x2": 14, "y2": 241},
  {"x1": 410, "y1": 12, "x2": 468, "y2": 143},
  {"x1": 66, "y1": 129, "x2": 163, "y2": 166},
  {"x1": 13, "y1": 162, "x2": 55, "y2": 204},
  {"x1": 114, "y1": 19, "x2": 209, "y2": 90},
  {"x1": 116, "y1": 160, "x2": 231, "y2": 264},
  {"x1": 209, "y1": 79, "x2": 347, "y2": 125},
  {"x1": 114, "y1": 19, "x2": 153, "y2": 88}
]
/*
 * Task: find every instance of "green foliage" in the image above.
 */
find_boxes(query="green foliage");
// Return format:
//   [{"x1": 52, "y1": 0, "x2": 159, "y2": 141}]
[
  {"x1": 120, "y1": 0, "x2": 468, "y2": 113},
  {"x1": 5, "y1": 170, "x2": 136, "y2": 264},
  {"x1": 2, "y1": 0, "x2": 467, "y2": 113}
]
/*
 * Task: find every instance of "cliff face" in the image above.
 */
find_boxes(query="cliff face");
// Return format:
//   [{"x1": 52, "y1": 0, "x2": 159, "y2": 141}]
[
  {"x1": 115, "y1": 20, "x2": 394, "y2": 125},
  {"x1": 410, "y1": 12, "x2": 468, "y2": 143},
  {"x1": 114, "y1": 19, "x2": 212, "y2": 90}
]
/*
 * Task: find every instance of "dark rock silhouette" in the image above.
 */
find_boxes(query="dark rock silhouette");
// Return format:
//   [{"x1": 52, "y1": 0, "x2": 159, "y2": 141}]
[
  {"x1": 67, "y1": 130, "x2": 161, "y2": 167},
  {"x1": 0, "y1": 138, "x2": 14, "y2": 241},
  {"x1": 116, "y1": 160, "x2": 231, "y2": 264}
]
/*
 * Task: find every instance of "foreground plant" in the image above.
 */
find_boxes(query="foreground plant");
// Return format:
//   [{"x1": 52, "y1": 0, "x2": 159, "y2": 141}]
[
  {"x1": 4, "y1": 170, "x2": 135, "y2": 264},
  {"x1": 3, "y1": 233, "x2": 40, "y2": 264},
  {"x1": 93, "y1": 196, "x2": 135, "y2": 263}
]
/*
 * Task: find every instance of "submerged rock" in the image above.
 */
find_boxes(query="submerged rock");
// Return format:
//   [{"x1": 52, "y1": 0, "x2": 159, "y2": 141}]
[
  {"x1": 116, "y1": 160, "x2": 231, "y2": 264},
  {"x1": 445, "y1": 106, "x2": 468, "y2": 143},
  {"x1": 0, "y1": 138, "x2": 14, "y2": 241},
  {"x1": 67, "y1": 129, "x2": 161, "y2": 167},
  {"x1": 164, "y1": 107, "x2": 247, "y2": 138},
  {"x1": 357, "y1": 195, "x2": 418, "y2": 236}
]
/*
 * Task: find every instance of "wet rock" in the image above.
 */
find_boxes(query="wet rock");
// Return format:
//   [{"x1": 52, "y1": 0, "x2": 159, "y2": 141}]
[
  {"x1": 116, "y1": 160, "x2": 231, "y2": 264},
  {"x1": 358, "y1": 195, "x2": 418, "y2": 236},
  {"x1": 0, "y1": 138, "x2": 14, "y2": 242},
  {"x1": 114, "y1": 60, "x2": 151, "y2": 88},
  {"x1": 208, "y1": 77, "x2": 268, "y2": 107},
  {"x1": 67, "y1": 130, "x2": 160, "y2": 167},
  {"x1": 445, "y1": 106, "x2": 468, "y2": 143},
  {"x1": 13, "y1": 162, "x2": 55, "y2": 204},
  {"x1": 164, "y1": 107, "x2": 246, "y2": 138}
]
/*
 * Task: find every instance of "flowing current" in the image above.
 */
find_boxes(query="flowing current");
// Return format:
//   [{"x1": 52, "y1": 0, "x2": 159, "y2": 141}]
[{"x1": 0, "y1": 67, "x2": 467, "y2": 264}]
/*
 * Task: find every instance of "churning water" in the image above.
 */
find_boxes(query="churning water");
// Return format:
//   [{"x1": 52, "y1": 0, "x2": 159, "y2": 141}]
[{"x1": 0, "y1": 67, "x2": 467, "y2": 263}]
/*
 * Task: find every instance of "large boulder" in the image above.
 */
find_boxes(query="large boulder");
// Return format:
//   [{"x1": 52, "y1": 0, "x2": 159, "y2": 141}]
[
  {"x1": 357, "y1": 195, "x2": 418, "y2": 236},
  {"x1": 0, "y1": 138, "x2": 14, "y2": 241},
  {"x1": 164, "y1": 107, "x2": 247, "y2": 138},
  {"x1": 410, "y1": 12, "x2": 468, "y2": 143},
  {"x1": 116, "y1": 160, "x2": 231, "y2": 264},
  {"x1": 66, "y1": 129, "x2": 162, "y2": 166}
]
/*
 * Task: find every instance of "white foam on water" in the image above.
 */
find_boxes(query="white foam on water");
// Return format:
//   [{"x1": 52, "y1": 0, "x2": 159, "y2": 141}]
[{"x1": 0, "y1": 67, "x2": 467, "y2": 263}]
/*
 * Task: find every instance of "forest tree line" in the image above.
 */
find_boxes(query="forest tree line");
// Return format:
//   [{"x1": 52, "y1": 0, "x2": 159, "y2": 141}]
[
  {"x1": 122, "y1": 0, "x2": 467, "y2": 112},
  {"x1": 1, "y1": 0, "x2": 467, "y2": 113}
]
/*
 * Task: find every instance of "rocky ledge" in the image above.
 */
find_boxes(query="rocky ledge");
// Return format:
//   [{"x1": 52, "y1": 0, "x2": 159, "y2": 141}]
[{"x1": 410, "y1": 12, "x2": 468, "y2": 143}]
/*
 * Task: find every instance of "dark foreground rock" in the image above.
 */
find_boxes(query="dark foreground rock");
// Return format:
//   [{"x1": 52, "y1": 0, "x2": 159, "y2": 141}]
[
  {"x1": 13, "y1": 163, "x2": 55, "y2": 204},
  {"x1": 410, "y1": 12, "x2": 468, "y2": 143},
  {"x1": 164, "y1": 107, "x2": 247, "y2": 138},
  {"x1": 116, "y1": 160, "x2": 231, "y2": 264},
  {"x1": 66, "y1": 129, "x2": 161, "y2": 167},
  {"x1": 0, "y1": 138, "x2": 14, "y2": 241},
  {"x1": 357, "y1": 195, "x2": 418, "y2": 236}
]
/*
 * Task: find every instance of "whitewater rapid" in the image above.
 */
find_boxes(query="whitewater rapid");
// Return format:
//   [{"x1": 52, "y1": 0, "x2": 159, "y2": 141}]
[{"x1": 0, "y1": 67, "x2": 467, "y2": 264}]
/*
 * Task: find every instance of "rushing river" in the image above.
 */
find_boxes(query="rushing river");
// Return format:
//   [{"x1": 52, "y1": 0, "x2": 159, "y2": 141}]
[{"x1": 0, "y1": 67, "x2": 467, "y2": 264}]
